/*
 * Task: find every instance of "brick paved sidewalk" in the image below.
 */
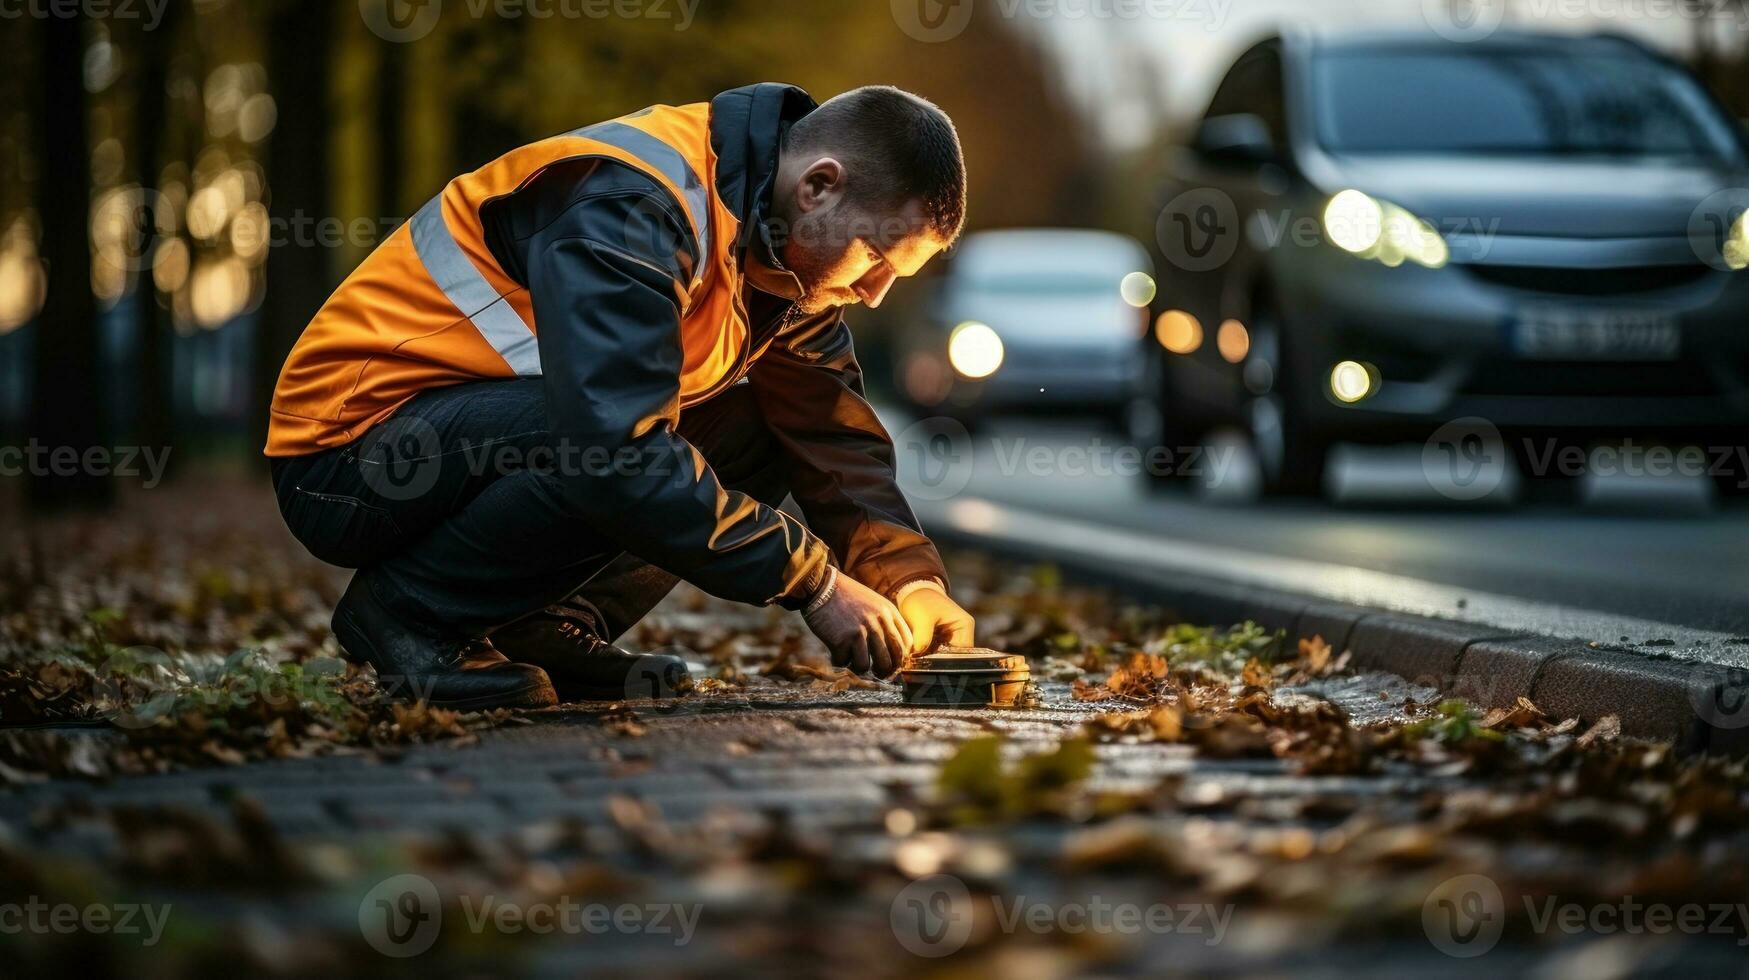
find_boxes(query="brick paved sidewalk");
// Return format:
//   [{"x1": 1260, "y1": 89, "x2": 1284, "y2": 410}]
[
  {"x1": 1, "y1": 670, "x2": 1686, "y2": 978},
  {"x1": 5, "y1": 594, "x2": 1747, "y2": 976},
  {"x1": 5, "y1": 675, "x2": 1440, "y2": 854}
]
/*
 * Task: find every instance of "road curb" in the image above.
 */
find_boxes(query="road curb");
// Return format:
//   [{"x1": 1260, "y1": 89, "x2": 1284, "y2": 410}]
[{"x1": 935, "y1": 523, "x2": 1747, "y2": 754}]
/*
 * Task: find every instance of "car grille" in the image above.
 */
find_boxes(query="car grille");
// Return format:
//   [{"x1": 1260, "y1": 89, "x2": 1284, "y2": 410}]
[
  {"x1": 1465, "y1": 358, "x2": 1715, "y2": 398},
  {"x1": 1465, "y1": 263, "x2": 1712, "y2": 296}
]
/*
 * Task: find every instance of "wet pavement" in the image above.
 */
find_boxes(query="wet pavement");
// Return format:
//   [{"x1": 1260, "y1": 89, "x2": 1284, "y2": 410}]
[
  {"x1": 887, "y1": 413, "x2": 1749, "y2": 637},
  {"x1": 6, "y1": 665, "x2": 1747, "y2": 976}
]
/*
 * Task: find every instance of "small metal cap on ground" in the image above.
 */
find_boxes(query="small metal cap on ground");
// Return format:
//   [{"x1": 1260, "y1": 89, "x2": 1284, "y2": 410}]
[{"x1": 899, "y1": 647, "x2": 1032, "y2": 707}]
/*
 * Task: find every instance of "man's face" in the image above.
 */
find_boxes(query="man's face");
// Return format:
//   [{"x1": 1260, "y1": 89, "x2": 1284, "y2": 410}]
[{"x1": 774, "y1": 160, "x2": 948, "y2": 315}]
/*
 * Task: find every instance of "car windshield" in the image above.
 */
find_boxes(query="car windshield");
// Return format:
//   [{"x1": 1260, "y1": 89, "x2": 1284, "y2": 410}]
[
  {"x1": 1313, "y1": 47, "x2": 1742, "y2": 161},
  {"x1": 962, "y1": 271, "x2": 1120, "y2": 294}
]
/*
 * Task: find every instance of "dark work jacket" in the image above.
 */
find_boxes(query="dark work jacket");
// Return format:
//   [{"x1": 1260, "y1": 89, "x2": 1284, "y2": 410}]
[{"x1": 478, "y1": 83, "x2": 948, "y2": 607}]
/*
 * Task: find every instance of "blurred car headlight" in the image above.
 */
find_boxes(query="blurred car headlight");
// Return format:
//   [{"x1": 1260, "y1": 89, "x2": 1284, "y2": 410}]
[
  {"x1": 1323, "y1": 189, "x2": 1448, "y2": 270},
  {"x1": 1119, "y1": 271, "x2": 1156, "y2": 308},
  {"x1": 1329, "y1": 360, "x2": 1378, "y2": 403},
  {"x1": 948, "y1": 321, "x2": 1004, "y2": 380}
]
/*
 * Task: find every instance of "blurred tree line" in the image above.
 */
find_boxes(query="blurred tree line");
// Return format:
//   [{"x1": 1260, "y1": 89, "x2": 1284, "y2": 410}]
[
  {"x1": 0, "y1": 0, "x2": 1100, "y2": 512},
  {"x1": 8, "y1": 0, "x2": 1747, "y2": 514}
]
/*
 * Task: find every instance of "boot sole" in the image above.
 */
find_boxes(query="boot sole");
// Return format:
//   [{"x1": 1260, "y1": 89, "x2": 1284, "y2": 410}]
[{"x1": 423, "y1": 684, "x2": 558, "y2": 711}]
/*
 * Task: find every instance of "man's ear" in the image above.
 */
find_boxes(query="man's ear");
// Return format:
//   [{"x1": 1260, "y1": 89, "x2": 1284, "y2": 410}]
[{"x1": 795, "y1": 157, "x2": 846, "y2": 214}]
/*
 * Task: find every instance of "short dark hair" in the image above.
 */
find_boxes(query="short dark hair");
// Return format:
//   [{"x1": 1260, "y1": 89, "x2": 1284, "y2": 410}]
[{"x1": 784, "y1": 85, "x2": 967, "y2": 243}]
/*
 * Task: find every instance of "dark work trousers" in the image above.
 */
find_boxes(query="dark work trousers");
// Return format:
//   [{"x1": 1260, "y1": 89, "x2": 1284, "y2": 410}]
[{"x1": 270, "y1": 379, "x2": 787, "y2": 641}]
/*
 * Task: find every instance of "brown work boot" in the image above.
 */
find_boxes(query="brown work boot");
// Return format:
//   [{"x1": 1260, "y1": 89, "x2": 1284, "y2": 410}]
[
  {"x1": 331, "y1": 578, "x2": 557, "y2": 710},
  {"x1": 491, "y1": 610, "x2": 692, "y2": 703}
]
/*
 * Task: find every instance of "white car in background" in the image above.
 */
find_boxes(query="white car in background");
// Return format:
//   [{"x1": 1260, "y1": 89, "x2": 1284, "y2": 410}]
[{"x1": 895, "y1": 228, "x2": 1156, "y2": 427}]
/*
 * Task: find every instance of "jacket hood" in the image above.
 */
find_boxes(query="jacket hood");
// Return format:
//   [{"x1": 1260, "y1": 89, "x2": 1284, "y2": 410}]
[{"x1": 709, "y1": 82, "x2": 819, "y2": 256}]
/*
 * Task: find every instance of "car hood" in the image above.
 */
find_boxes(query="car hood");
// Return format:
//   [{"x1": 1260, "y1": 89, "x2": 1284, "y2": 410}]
[
  {"x1": 938, "y1": 290, "x2": 1141, "y2": 343},
  {"x1": 1326, "y1": 155, "x2": 1745, "y2": 238}
]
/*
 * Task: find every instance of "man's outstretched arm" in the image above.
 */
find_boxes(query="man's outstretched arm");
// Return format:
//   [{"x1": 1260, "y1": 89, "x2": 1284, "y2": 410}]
[{"x1": 748, "y1": 311, "x2": 974, "y2": 652}]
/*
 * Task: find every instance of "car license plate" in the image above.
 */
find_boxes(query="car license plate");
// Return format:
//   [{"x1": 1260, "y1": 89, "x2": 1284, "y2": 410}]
[{"x1": 1513, "y1": 307, "x2": 1679, "y2": 360}]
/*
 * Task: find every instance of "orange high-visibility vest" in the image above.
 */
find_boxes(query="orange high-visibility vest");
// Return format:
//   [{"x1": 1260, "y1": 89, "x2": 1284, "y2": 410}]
[{"x1": 265, "y1": 103, "x2": 745, "y2": 457}]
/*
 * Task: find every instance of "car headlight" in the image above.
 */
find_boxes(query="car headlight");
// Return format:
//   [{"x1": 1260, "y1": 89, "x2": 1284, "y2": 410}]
[
  {"x1": 1119, "y1": 271, "x2": 1156, "y2": 308},
  {"x1": 1329, "y1": 360, "x2": 1378, "y2": 403},
  {"x1": 1323, "y1": 189, "x2": 1448, "y2": 269},
  {"x1": 948, "y1": 321, "x2": 1004, "y2": 380}
]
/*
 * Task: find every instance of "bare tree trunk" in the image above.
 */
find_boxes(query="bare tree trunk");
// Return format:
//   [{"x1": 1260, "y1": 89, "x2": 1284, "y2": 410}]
[
  {"x1": 30, "y1": 12, "x2": 110, "y2": 511},
  {"x1": 133, "y1": 2, "x2": 182, "y2": 477},
  {"x1": 254, "y1": 1, "x2": 336, "y2": 455},
  {"x1": 377, "y1": 39, "x2": 407, "y2": 223}
]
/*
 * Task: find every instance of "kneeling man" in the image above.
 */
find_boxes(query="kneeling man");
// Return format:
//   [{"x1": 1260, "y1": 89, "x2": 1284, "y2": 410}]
[{"x1": 266, "y1": 84, "x2": 975, "y2": 709}]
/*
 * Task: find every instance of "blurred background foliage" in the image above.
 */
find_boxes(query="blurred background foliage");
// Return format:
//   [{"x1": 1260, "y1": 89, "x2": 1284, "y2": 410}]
[
  {"x1": 1, "y1": 0, "x2": 1746, "y2": 510},
  {"x1": 0, "y1": 0, "x2": 1101, "y2": 511}
]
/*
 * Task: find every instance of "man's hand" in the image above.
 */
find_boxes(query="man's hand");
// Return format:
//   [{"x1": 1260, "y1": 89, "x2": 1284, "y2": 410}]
[
  {"x1": 802, "y1": 571, "x2": 913, "y2": 678},
  {"x1": 897, "y1": 585, "x2": 975, "y2": 655}
]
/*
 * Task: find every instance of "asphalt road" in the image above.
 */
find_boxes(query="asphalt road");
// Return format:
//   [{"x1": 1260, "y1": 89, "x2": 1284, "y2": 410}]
[{"x1": 884, "y1": 412, "x2": 1749, "y2": 637}]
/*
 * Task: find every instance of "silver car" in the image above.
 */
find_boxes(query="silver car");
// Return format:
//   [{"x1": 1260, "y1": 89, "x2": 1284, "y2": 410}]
[
  {"x1": 1141, "y1": 30, "x2": 1749, "y2": 496},
  {"x1": 895, "y1": 228, "x2": 1156, "y2": 426}
]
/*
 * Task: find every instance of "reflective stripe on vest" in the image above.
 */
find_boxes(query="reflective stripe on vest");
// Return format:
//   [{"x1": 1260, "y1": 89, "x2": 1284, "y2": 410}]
[
  {"x1": 407, "y1": 117, "x2": 713, "y2": 378},
  {"x1": 409, "y1": 196, "x2": 544, "y2": 376},
  {"x1": 573, "y1": 120, "x2": 712, "y2": 272}
]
